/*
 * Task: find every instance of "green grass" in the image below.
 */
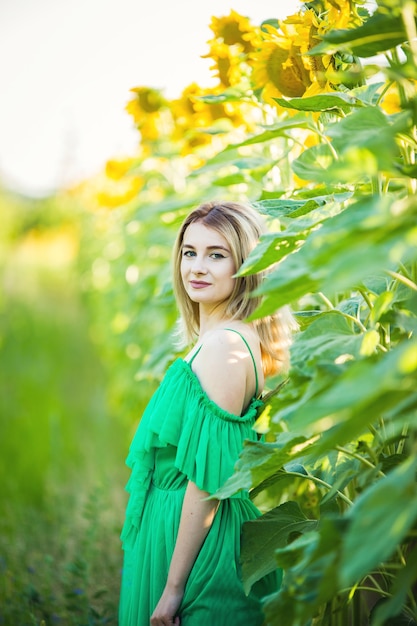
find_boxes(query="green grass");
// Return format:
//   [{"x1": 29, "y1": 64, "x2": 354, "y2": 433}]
[{"x1": 0, "y1": 255, "x2": 127, "y2": 625}]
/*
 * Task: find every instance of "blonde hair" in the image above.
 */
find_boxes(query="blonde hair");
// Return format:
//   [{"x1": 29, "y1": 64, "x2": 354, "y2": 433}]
[{"x1": 172, "y1": 200, "x2": 297, "y2": 377}]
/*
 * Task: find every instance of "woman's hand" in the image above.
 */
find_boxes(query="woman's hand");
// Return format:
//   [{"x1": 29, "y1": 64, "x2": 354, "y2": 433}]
[{"x1": 150, "y1": 584, "x2": 182, "y2": 626}]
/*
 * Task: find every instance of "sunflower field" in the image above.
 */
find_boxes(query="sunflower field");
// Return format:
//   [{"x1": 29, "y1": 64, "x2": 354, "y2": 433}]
[{"x1": 1, "y1": 0, "x2": 417, "y2": 624}]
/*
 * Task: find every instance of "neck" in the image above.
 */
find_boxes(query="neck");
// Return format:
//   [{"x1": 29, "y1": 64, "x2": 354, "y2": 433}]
[{"x1": 198, "y1": 305, "x2": 232, "y2": 338}]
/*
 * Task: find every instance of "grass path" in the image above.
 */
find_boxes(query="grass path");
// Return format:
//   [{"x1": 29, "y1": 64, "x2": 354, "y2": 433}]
[{"x1": 0, "y1": 245, "x2": 125, "y2": 625}]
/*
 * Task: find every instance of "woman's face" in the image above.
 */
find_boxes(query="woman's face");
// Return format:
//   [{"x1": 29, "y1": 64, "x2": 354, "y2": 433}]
[{"x1": 180, "y1": 221, "x2": 236, "y2": 310}]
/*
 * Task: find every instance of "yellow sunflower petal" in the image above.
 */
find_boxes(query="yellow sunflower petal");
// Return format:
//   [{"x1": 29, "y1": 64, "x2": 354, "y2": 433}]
[{"x1": 208, "y1": 10, "x2": 255, "y2": 53}]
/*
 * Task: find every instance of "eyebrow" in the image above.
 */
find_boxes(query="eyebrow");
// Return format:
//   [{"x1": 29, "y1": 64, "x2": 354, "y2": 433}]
[{"x1": 182, "y1": 244, "x2": 231, "y2": 252}]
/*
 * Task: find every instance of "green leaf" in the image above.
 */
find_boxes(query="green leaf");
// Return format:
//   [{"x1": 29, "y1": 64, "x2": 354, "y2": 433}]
[
  {"x1": 359, "y1": 329, "x2": 380, "y2": 355},
  {"x1": 370, "y1": 290, "x2": 395, "y2": 324},
  {"x1": 274, "y1": 92, "x2": 362, "y2": 112},
  {"x1": 264, "y1": 517, "x2": 347, "y2": 625},
  {"x1": 213, "y1": 433, "x2": 313, "y2": 499},
  {"x1": 189, "y1": 154, "x2": 272, "y2": 178},
  {"x1": 361, "y1": 274, "x2": 391, "y2": 295},
  {"x1": 324, "y1": 147, "x2": 380, "y2": 182},
  {"x1": 254, "y1": 198, "x2": 320, "y2": 218},
  {"x1": 212, "y1": 172, "x2": 248, "y2": 186},
  {"x1": 241, "y1": 502, "x2": 318, "y2": 593},
  {"x1": 255, "y1": 194, "x2": 352, "y2": 218},
  {"x1": 287, "y1": 311, "x2": 363, "y2": 379},
  {"x1": 397, "y1": 162, "x2": 417, "y2": 178},
  {"x1": 239, "y1": 201, "x2": 343, "y2": 275},
  {"x1": 233, "y1": 157, "x2": 270, "y2": 170},
  {"x1": 318, "y1": 452, "x2": 360, "y2": 505},
  {"x1": 395, "y1": 310, "x2": 417, "y2": 334},
  {"x1": 382, "y1": 388, "x2": 417, "y2": 423},
  {"x1": 291, "y1": 143, "x2": 335, "y2": 182},
  {"x1": 249, "y1": 466, "x2": 300, "y2": 500},
  {"x1": 309, "y1": 13, "x2": 410, "y2": 57},
  {"x1": 252, "y1": 194, "x2": 417, "y2": 315},
  {"x1": 351, "y1": 81, "x2": 385, "y2": 106},
  {"x1": 196, "y1": 88, "x2": 246, "y2": 103},
  {"x1": 250, "y1": 256, "x2": 319, "y2": 316},
  {"x1": 371, "y1": 542, "x2": 417, "y2": 626},
  {"x1": 282, "y1": 339, "x2": 417, "y2": 452},
  {"x1": 187, "y1": 147, "x2": 251, "y2": 175},
  {"x1": 292, "y1": 106, "x2": 403, "y2": 182},
  {"x1": 237, "y1": 234, "x2": 279, "y2": 275},
  {"x1": 225, "y1": 117, "x2": 315, "y2": 149},
  {"x1": 325, "y1": 107, "x2": 399, "y2": 171},
  {"x1": 340, "y1": 455, "x2": 417, "y2": 587},
  {"x1": 261, "y1": 18, "x2": 280, "y2": 30},
  {"x1": 137, "y1": 195, "x2": 199, "y2": 215}
]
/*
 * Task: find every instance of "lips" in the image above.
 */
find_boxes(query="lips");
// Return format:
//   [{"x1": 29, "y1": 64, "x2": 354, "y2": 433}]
[{"x1": 189, "y1": 280, "x2": 211, "y2": 288}]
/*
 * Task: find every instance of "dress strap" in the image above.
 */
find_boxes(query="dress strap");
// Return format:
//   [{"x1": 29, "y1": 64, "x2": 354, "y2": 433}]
[
  {"x1": 187, "y1": 344, "x2": 203, "y2": 365},
  {"x1": 224, "y1": 328, "x2": 259, "y2": 397}
]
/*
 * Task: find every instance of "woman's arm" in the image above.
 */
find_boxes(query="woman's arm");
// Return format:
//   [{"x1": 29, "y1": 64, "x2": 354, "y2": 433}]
[{"x1": 150, "y1": 481, "x2": 219, "y2": 626}]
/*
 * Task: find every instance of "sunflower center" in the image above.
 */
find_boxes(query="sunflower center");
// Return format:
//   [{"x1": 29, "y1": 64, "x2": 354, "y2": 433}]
[{"x1": 267, "y1": 46, "x2": 311, "y2": 98}]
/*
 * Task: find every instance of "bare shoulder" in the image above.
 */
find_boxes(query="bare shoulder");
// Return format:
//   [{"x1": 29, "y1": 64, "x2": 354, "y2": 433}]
[
  {"x1": 191, "y1": 325, "x2": 262, "y2": 415},
  {"x1": 202, "y1": 326, "x2": 247, "y2": 355}
]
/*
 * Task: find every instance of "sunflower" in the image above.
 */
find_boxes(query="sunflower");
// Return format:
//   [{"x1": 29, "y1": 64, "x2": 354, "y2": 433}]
[
  {"x1": 250, "y1": 23, "x2": 313, "y2": 101},
  {"x1": 125, "y1": 86, "x2": 171, "y2": 143},
  {"x1": 207, "y1": 10, "x2": 257, "y2": 53},
  {"x1": 249, "y1": 1, "x2": 363, "y2": 105},
  {"x1": 126, "y1": 87, "x2": 166, "y2": 121},
  {"x1": 105, "y1": 157, "x2": 137, "y2": 181},
  {"x1": 309, "y1": 0, "x2": 362, "y2": 33},
  {"x1": 96, "y1": 175, "x2": 144, "y2": 209},
  {"x1": 379, "y1": 85, "x2": 401, "y2": 115},
  {"x1": 169, "y1": 83, "x2": 254, "y2": 155},
  {"x1": 378, "y1": 80, "x2": 417, "y2": 115},
  {"x1": 171, "y1": 83, "x2": 249, "y2": 131},
  {"x1": 203, "y1": 41, "x2": 246, "y2": 88},
  {"x1": 168, "y1": 84, "x2": 217, "y2": 152},
  {"x1": 203, "y1": 11, "x2": 262, "y2": 90}
]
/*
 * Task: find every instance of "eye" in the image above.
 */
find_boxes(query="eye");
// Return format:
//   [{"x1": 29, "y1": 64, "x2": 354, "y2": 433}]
[
  {"x1": 210, "y1": 252, "x2": 226, "y2": 259},
  {"x1": 182, "y1": 249, "x2": 196, "y2": 257}
]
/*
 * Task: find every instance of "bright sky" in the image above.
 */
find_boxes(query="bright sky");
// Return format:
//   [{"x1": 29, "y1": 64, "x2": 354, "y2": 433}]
[{"x1": 1, "y1": 0, "x2": 299, "y2": 196}]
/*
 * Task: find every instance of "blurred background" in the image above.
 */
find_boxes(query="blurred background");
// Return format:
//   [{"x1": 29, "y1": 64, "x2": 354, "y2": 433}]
[{"x1": 0, "y1": 1, "x2": 294, "y2": 623}]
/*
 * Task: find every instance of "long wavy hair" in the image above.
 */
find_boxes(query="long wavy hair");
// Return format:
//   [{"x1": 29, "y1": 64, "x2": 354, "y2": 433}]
[{"x1": 172, "y1": 200, "x2": 297, "y2": 377}]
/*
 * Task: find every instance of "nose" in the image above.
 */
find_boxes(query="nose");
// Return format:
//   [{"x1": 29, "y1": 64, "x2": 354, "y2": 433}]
[{"x1": 191, "y1": 255, "x2": 207, "y2": 275}]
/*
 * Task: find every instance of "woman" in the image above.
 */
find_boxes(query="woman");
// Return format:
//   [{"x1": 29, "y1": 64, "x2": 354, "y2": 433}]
[{"x1": 119, "y1": 201, "x2": 296, "y2": 626}]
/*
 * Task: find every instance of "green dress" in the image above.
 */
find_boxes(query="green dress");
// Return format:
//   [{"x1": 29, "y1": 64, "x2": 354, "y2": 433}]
[{"x1": 119, "y1": 332, "x2": 277, "y2": 625}]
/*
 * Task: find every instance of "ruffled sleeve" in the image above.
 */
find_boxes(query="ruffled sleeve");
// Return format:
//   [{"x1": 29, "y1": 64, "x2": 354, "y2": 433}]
[
  {"x1": 120, "y1": 358, "x2": 263, "y2": 550},
  {"x1": 174, "y1": 361, "x2": 263, "y2": 494}
]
